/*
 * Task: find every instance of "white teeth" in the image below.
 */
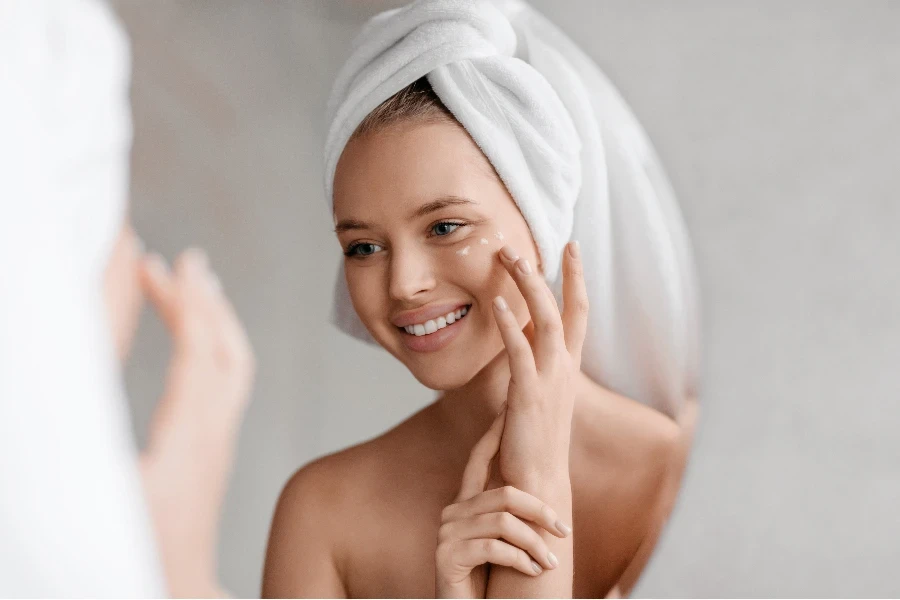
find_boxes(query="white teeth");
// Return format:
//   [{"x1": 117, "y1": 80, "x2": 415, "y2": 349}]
[{"x1": 403, "y1": 305, "x2": 470, "y2": 336}]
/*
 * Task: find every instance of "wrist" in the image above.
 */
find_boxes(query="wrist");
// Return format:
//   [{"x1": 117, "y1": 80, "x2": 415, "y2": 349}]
[{"x1": 509, "y1": 467, "x2": 572, "y2": 503}]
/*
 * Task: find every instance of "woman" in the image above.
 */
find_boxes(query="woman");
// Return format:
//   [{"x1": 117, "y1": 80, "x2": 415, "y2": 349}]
[
  {"x1": 263, "y1": 1, "x2": 698, "y2": 597},
  {"x1": 0, "y1": 1, "x2": 254, "y2": 595}
]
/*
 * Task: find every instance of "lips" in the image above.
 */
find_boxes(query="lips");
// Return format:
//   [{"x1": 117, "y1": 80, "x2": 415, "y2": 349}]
[
  {"x1": 391, "y1": 302, "x2": 470, "y2": 328},
  {"x1": 397, "y1": 303, "x2": 472, "y2": 353}
]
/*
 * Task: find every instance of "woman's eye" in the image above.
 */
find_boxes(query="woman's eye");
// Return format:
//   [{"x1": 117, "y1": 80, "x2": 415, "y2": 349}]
[
  {"x1": 432, "y1": 222, "x2": 462, "y2": 236},
  {"x1": 345, "y1": 242, "x2": 383, "y2": 257}
]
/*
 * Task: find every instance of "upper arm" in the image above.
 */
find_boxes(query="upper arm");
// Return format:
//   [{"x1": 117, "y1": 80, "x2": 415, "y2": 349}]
[{"x1": 262, "y1": 462, "x2": 348, "y2": 599}]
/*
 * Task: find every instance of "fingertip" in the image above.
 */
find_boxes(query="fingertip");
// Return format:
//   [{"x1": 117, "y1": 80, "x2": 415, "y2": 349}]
[
  {"x1": 567, "y1": 240, "x2": 580, "y2": 259},
  {"x1": 555, "y1": 519, "x2": 573, "y2": 537},
  {"x1": 493, "y1": 295, "x2": 508, "y2": 312},
  {"x1": 141, "y1": 253, "x2": 168, "y2": 280},
  {"x1": 187, "y1": 246, "x2": 209, "y2": 267},
  {"x1": 175, "y1": 247, "x2": 208, "y2": 277},
  {"x1": 499, "y1": 245, "x2": 519, "y2": 263}
]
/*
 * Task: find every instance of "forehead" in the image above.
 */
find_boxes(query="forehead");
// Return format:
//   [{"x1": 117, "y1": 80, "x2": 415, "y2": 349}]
[{"x1": 332, "y1": 120, "x2": 505, "y2": 219}]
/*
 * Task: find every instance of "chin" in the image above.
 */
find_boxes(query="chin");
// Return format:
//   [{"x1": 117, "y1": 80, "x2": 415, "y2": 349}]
[{"x1": 407, "y1": 362, "x2": 478, "y2": 391}]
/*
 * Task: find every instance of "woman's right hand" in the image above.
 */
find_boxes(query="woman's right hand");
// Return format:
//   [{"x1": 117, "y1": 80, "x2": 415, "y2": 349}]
[
  {"x1": 434, "y1": 406, "x2": 572, "y2": 598},
  {"x1": 138, "y1": 248, "x2": 256, "y2": 598}
]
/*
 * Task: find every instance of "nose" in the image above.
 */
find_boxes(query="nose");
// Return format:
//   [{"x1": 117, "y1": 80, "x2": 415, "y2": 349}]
[{"x1": 388, "y1": 247, "x2": 437, "y2": 302}]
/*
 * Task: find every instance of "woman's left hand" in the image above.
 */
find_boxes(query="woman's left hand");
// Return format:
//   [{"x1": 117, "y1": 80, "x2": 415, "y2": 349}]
[{"x1": 492, "y1": 241, "x2": 588, "y2": 491}]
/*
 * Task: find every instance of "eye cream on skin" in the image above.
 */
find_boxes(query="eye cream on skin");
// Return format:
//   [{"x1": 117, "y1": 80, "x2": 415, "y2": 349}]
[
  {"x1": 456, "y1": 246, "x2": 470, "y2": 256},
  {"x1": 480, "y1": 238, "x2": 489, "y2": 245},
  {"x1": 494, "y1": 231, "x2": 504, "y2": 241}
]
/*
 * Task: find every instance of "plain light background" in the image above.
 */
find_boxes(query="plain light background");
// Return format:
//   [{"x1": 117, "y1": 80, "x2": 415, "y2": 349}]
[{"x1": 110, "y1": 1, "x2": 900, "y2": 597}]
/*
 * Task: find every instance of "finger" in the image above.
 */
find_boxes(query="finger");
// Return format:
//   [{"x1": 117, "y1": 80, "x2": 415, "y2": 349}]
[
  {"x1": 452, "y1": 538, "x2": 545, "y2": 577},
  {"x1": 492, "y1": 296, "x2": 537, "y2": 386},
  {"x1": 456, "y1": 405, "x2": 507, "y2": 502},
  {"x1": 561, "y1": 241, "x2": 589, "y2": 365},
  {"x1": 139, "y1": 253, "x2": 178, "y2": 330},
  {"x1": 497, "y1": 245, "x2": 565, "y2": 369},
  {"x1": 174, "y1": 249, "x2": 255, "y2": 390},
  {"x1": 443, "y1": 512, "x2": 557, "y2": 570},
  {"x1": 444, "y1": 486, "x2": 571, "y2": 538},
  {"x1": 168, "y1": 248, "x2": 220, "y2": 351}
]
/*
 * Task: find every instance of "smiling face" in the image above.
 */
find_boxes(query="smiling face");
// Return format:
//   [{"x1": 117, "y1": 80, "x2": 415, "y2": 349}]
[{"x1": 333, "y1": 119, "x2": 540, "y2": 390}]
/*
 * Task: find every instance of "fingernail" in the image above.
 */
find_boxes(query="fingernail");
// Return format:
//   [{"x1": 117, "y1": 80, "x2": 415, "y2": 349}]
[
  {"x1": 500, "y1": 245, "x2": 519, "y2": 261},
  {"x1": 531, "y1": 560, "x2": 542, "y2": 574},
  {"x1": 556, "y1": 520, "x2": 572, "y2": 536},
  {"x1": 569, "y1": 240, "x2": 580, "y2": 258},
  {"x1": 547, "y1": 552, "x2": 559, "y2": 568},
  {"x1": 493, "y1": 296, "x2": 508, "y2": 312},
  {"x1": 517, "y1": 259, "x2": 532, "y2": 275}
]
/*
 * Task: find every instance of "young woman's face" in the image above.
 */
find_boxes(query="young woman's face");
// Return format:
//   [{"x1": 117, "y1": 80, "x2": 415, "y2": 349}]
[{"x1": 333, "y1": 119, "x2": 540, "y2": 390}]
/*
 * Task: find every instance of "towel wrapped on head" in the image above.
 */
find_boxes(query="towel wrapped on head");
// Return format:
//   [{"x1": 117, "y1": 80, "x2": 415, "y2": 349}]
[{"x1": 324, "y1": 0, "x2": 700, "y2": 418}]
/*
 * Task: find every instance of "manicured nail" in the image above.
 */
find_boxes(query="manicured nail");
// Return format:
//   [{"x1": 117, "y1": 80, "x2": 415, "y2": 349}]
[
  {"x1": 517, "y1": 259, "x2": 532, "y2": 275},
  {"x1": 531, "y1": 560, "x2": 542, "y2": 574},
  {"x1": 493, "y1": 296, "x2": 508, "y2": 312},
  {"x1": 569, "y1": 240, "x2": 580, "y2": 258},
  {"x1": 556, "y1": 520, "x2": 573, "y2": 536},
  {"x1": 500, "y1": 245, "x2": 519, "y2": 261},
  {"x1": 547, "y1": 552, "x2": 559, "y2": 568}
]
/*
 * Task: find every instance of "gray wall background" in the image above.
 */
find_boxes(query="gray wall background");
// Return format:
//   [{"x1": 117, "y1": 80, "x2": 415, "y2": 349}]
[{"x1": 111, "y1": 1, "x2": 900, "y2": 597}]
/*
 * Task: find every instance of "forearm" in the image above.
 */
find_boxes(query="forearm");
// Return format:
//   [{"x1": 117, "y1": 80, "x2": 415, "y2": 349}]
[{"x1": 486, "y1": 471, "x2": 574, "y2": 599}]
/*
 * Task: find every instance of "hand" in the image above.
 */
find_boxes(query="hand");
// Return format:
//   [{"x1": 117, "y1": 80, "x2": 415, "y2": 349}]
[
  {"x1": 492, "y1": 241, "x2": 588, "y2": 490},
  {"x1": 138, "y1": 248, "x2": 255, "y2": 598},
  {"x1": 435, "y1": 406, "x2": 572, "y2": 598}
]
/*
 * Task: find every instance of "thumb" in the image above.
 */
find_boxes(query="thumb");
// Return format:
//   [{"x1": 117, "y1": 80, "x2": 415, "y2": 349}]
[
  {"x1": 456, "y1": 403, "x2": 507, "y2": 502},
  {"x1": 139, "y1": 253, "x2": 178, "y2": 331}
]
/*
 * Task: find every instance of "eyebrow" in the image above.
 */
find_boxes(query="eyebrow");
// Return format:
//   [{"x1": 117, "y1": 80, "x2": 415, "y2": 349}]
[{"x1": 333, "y1": 195, "x2": 477, "y2": 234}]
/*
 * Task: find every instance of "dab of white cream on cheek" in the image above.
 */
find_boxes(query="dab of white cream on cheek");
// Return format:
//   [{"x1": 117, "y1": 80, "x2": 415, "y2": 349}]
[
  {"x1": 480, "y1": 238, "x2": 489, "y2": 245},
  {"x1": 494, "y1": 231, "x2": 504, "y2": 241},
  {"x1": 456, "y1": 246, "x2": 470, "y2": 256}
]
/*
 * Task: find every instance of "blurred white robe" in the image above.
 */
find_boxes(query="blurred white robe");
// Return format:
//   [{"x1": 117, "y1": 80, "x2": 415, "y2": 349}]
[{"x1": 0, "y1": 0, "x2": 164, "y2": 595}]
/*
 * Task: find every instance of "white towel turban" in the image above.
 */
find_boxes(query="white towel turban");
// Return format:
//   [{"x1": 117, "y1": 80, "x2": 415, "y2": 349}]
[{"x1": 324, "y1": 0, "x2": 700, "y2": 418}]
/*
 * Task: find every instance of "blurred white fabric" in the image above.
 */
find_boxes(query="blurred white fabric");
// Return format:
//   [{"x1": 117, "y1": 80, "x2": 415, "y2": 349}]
[{"x1": 0, "y1": 0, "x2": 164, "y2": 595}]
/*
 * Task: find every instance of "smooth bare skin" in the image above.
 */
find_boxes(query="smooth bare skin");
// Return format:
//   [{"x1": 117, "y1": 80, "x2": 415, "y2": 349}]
[
  {"x1": 103, "y1": 223, "x2": 256, "y2": 597},
  {"x1": 263, "y1": 121, "x2": 684, "y2": 598},
  {"x1": 437, "y1": 404, "x2": 572, "y2": 597}
]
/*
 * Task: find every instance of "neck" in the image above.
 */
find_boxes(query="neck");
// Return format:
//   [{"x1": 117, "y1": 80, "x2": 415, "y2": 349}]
[{"x1": 433, "y1": 321, "x2": 536, "y2": 449}]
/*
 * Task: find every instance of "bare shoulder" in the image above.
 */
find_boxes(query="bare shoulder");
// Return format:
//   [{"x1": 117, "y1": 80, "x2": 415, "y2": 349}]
[
  {"x1": 262, "y1": 443, "x2": 366, "y2": 597},
  {"x1": 570, "y1": 375, "x2": 686, "y2": 594},
  {"x1": 262, "y1": 405, "x2": 439, "y2": 597},
  {"x1": 572, "y1": 374, "x2": 682, "y2": 483}
]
